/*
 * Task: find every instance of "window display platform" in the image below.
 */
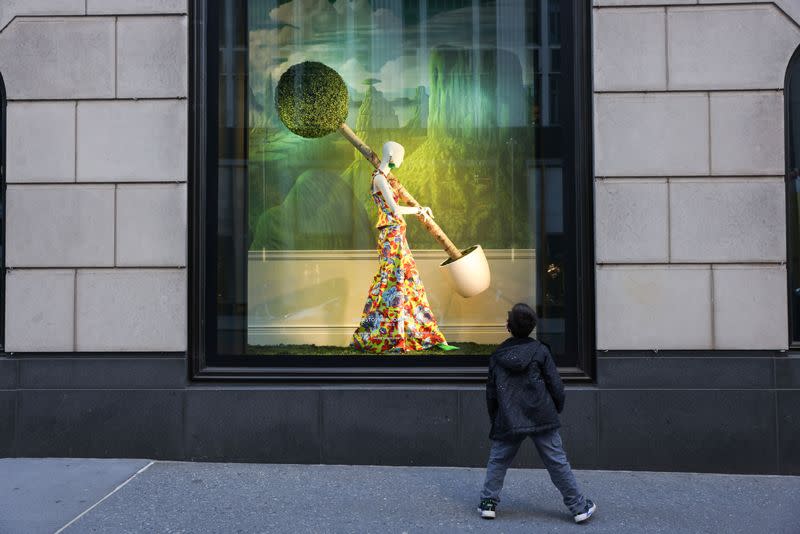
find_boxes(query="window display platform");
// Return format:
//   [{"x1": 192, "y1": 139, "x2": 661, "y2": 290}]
[{"x1": 247, "y1": 248, "x2": 536, "y2": 347}]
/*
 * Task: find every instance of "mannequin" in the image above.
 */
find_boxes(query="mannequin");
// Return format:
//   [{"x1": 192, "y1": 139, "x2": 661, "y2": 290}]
[{"x1": 352, "y1": 141, "x2": 449, "y2": 353}]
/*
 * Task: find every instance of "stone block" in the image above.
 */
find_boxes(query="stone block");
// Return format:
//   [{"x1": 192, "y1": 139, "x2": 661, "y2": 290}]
[
  {"x1": 593, "y1": 8, "x2": 666, "y2": 91},
  {"x1": 6, "y1": 102, "x2": 74, "y2": 183},
  {"x1": 595, "y1": 179, "x2": 668, "y2": 263},
  {"x1": 669, "y1": 179, "x2": 785, "y2": 262},
  {"x1": 0, "y1": 392, "x2": 14, "y2": 457},
  {"x1": 0, "y1": 359, "x2": 16, "y2": 389},
  {"x1": 594, "y1": 93, "x2": 709, "y2": 176},
  {"x1": 6, "y1": 185, "x2": 115, "y2": 267},
  {"x1": 116, "y1": 184, "x2": 187, "y2": 267},
  {"x1": 76, "y1": 100, "x2": 187, "y2": 182},
  {"x1": 599, "y1": 390, "x2": 777, "y2": 473},
  {"x1": 86, "y1": 0, "x2": 187, "y2": 14},
  {"x1": 185, "y1": 390, "x2": 321, "y2": 463},
  {"x1": 0, "y1": 0, "x2": 84, "y2": 32},
  {"x1": 0, "y1": 17, "x2": 114, "y2": 99},
  {"x1": 19, "y1": 358, "x2": 186, "y2": 389},
  {"x1": 76, "y1": 270, "x2": 186, "y2": 351},
  {"x1": 775, "y1": 0, "x2": 800, "y2": 24},
  {"x1": 321, "y1": 389, "x2": 459, "y2": 466},
  {"x1": 713, "y1": 265, "x2": 788, "y2": 350},
  {"x1": 778, "y1": 391, "x2": 800, "y2": 475},
  {"x1": 117, "y1": 16, "x2": 188, "y2": 98},
  {"x1": 710, "y1": 92, "x2": 783, "y2": 175},
  {"x1": 17, "y1": 389, "x2": 183, "y2": 458},
  {"x1": 599, "y1": 0, "x2": 800, "y2": 24},
  {"x1": 776, "y1": 356, "x2": 800, "y2": 389},
  {"x1": 598, "y1": 356, "x2": 775, "y2": 388},
  {"x1": 668, "y1": 5, "x2": 799, "y2": 90},
  {"x1": 5, "y1": 270, "x2": 74, "y2": 352},
  {"x1": 699, "y1": 1, "x2": 800, "y2": 24},
  {"x1": 596, "y1": 265, "x2": 712, "y2": 350}
]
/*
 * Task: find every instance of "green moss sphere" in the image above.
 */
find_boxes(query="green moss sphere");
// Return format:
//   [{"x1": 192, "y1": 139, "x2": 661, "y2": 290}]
[{"x1": 275, "y1": 61, "x2": 349, "y2": 138}]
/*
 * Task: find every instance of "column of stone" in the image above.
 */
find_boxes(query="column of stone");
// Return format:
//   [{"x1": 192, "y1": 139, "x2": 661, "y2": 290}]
[
  {"x1": 592, "y1": 0, "x2": 797, "y2": 351},
  {"x1": 1, "y1": 1, "x2": 188, "y2": 353},
  {"x1": 591, "y1": 0, "x2": 799, "y2": 474}
]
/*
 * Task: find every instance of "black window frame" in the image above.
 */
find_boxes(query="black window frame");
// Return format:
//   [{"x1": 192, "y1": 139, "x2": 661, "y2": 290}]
[
  {"x1": 786, "y1": 43, "x2": 800, "y2": 349},
  {"x1": 188, "y1": 0, "x2": 595, "y2": 382},
  {"x1": 0, "y1": 71, "x2": 6, "y2": 352}
]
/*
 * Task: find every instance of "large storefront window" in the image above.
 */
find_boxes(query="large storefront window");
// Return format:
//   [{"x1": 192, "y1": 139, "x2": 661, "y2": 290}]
[{"x1": 191, "y1": 0, "x2": 593, "y2": 378}]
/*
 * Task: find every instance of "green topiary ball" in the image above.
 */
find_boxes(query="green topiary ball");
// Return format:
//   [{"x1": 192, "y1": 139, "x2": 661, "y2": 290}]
[{"x1": 275, "y1": 61, "x2": 349, "y2": 138}]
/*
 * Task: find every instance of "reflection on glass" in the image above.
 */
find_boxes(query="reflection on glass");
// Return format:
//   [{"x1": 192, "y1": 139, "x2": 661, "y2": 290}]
[{"x1": 216, "y1": 0, "x2": 568, "y2": 357}]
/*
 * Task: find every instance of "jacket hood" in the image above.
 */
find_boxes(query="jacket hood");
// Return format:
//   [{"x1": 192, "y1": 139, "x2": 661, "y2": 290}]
[{"x1": 494, "y1": 342, "x2": 536, "y2": 372}]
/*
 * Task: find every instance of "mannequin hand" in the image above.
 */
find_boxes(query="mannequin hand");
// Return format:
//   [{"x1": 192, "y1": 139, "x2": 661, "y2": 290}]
[{"x1": 417, "y1": 206, "x2": 434, "y2": 219}]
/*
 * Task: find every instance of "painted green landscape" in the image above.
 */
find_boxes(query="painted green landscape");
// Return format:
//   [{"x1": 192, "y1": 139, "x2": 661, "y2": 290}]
[{"x1": 246, "y1": 0, "x2": 538, "y2": 252}]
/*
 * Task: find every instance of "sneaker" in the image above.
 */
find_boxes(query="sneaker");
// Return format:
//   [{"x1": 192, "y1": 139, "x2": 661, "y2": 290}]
[
  {"x1": 573, "y1": 499, "x2": 596, "y2": 523},
  {"x1": 477, "y1": 498, "x2": 497, "y2": 519}
]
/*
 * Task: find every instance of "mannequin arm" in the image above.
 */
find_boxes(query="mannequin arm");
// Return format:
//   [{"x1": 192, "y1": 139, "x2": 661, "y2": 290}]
[{"x1": 375, "y1": 173, "x2": 431, "y2": 218}]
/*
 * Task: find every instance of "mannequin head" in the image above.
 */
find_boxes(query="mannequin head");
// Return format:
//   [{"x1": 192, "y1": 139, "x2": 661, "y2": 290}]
[{"x1": 381, "y1": 141, "x2": 405, "y2": 169}]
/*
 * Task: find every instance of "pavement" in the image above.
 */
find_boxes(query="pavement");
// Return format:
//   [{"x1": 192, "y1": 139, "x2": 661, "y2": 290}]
[{"x1": 0, "y1": 458, "x2": 798, "y2": 534}]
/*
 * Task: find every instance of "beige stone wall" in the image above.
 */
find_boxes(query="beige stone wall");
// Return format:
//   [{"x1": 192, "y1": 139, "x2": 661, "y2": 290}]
[
  {"x1": 1, "y1": 2, "x2": 188, "y2": 351},
  {"x1": 593, "y1": 1, "x2": 798, "y2": 350},
  {"x1": 3, "y1": 0, "x2": 795, "y2": 353}
]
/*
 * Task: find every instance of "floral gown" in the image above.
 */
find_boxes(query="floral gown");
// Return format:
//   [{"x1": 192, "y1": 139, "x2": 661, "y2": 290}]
[{"x1": 351, "y1": 171, "x2": 447, "y2": 353}]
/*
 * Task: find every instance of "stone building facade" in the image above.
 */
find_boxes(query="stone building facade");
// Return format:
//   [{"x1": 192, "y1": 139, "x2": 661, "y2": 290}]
[
  {"x1": 592, "y1": 0, "x2": 797, "y2": 474},
  {"x1": 0, "y1": 1, "x2": 797, "y2": 474}
]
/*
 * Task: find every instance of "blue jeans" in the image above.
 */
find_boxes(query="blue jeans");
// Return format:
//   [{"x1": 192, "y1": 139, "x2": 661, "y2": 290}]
[{"x1": 480, "y1": 428, "x2": 587, "y2": 515}]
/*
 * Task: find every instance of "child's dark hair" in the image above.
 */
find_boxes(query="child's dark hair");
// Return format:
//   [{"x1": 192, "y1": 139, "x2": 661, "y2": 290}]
[{"x1": 507, "y1": 303, "x2": 537, "y2": 338}]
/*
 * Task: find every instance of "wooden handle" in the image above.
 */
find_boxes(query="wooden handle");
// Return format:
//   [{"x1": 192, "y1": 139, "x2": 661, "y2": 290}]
[{"x1": 338, "y1": 123, "x2": 462, "y2": 260}]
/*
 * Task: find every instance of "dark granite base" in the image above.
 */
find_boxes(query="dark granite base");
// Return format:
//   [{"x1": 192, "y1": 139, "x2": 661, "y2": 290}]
[
  {"x1": 184, "y1": 388, "x2": 321, "y2": 463},
  {"x1": 321, "y1": 389, "x2": 459, "y2": 466},
  {"x1": 778, "y1": 390, "x2": 800, "y2": 475},
  {"x1": 16, "y1": 389, "x2": 184, "y2": 459},
  {"x1": 598, "y1": 389, "x2": 777, "y2": 474},
  {"x1": 1, "y1": 354, "x2": 797, "y2": 474},
  {"x1": 0, "y1": 391, "x2": 15, "y2": 457}
]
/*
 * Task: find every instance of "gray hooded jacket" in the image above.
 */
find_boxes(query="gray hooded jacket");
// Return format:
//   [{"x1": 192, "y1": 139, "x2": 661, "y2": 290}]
[{"x1": 486, "y1": 337, "x2": 565, "y2": 440}]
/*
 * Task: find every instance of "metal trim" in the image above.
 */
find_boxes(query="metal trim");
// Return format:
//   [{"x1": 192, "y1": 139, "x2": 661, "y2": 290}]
[
  {"x1": 785, "y1": 43, "x2": 800, "y2": 348},
  {"x1": 0, "y1": 70, "x2": 6, "y2": 352}
]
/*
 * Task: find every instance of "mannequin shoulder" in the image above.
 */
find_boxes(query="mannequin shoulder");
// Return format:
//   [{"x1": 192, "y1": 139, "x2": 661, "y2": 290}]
[{"x1": 372, "y1": 172, "x2": 391, "y2": 191}]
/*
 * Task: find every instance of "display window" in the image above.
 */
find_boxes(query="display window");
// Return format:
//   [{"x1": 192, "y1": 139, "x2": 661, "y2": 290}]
[{"x1": 189, "y1": 0, "x2": 594, "y2": 380}]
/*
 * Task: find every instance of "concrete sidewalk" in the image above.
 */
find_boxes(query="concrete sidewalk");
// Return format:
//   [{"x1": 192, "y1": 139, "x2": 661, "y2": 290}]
[{"x1": 0, "y1": 459, "x2": 797, "y2": 534}]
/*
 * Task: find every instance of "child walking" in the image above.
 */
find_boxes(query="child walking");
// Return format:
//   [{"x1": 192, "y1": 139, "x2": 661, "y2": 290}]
[{"x1": 478, "y1": 303, "x2": 596, "y2": 523}]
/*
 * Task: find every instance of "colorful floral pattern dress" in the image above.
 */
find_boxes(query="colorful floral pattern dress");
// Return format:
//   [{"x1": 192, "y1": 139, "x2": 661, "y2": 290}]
[{"x1": 351, "y1": 171, "x2": 447, "y2": 353}]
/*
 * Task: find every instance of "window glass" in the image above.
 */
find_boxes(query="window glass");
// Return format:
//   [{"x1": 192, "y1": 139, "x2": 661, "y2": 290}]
[{"x1": 214, "y1": 0, "x2": 573, "y2": 361}]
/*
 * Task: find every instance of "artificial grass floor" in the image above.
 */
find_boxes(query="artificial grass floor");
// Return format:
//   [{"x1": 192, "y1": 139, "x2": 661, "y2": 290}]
[{"x1": 247, "y1": 341, "x2": 493, "y2": 356}]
